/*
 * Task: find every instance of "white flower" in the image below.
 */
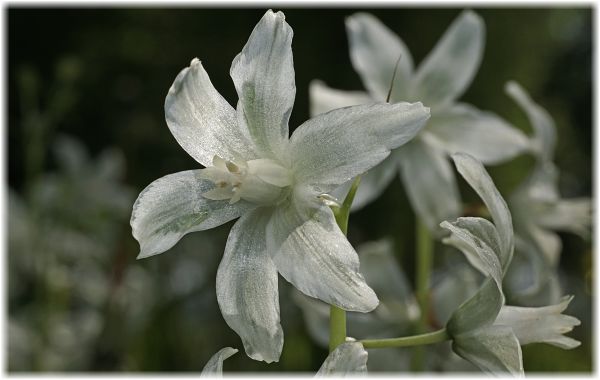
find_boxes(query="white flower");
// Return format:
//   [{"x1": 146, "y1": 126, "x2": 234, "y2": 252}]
[
  {"x1": 504, "y1": 81, "x2": 592, "y2": 305},
  {"x1": 130, "y1": 10, "x2": 429, "y2": 363},
  {"x1": 200, "y1": 347, "x2": 238, "y2": 376},
  {"x1": 496, "y1": 296, "x2": 581, "y2": 349},
  {"x1": 310, "y1": 11, "x2": 529, "y2": 232},
  {"x1": 441, "y1": 153, "x2": 579, "y2": 376}
]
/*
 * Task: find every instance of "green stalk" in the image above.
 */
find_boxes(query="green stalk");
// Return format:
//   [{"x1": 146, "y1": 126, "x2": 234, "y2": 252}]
[
  {"x1": 412, "y1": 216, "x2": 434, "y2": 370},
  {"x1": 361, "y1": 328, "x2": 449, "y2": 349},
  {"x1": 329, "y1": 176, "x2": 361, "y2": 352},
  {"x1": 329, "y1": 306, "x2": 347, "y2": 352}
]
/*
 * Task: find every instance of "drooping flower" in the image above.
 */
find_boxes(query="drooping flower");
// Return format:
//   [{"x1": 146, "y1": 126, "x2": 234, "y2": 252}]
[
  {"x1": 441, "y1": 153, "x2": 580, "y2": 376},
  {"x1": 504, "y1": 81, "x2": 592, "y2": 306},
  {"x1": 130, "y1": 10, "x2": 430, "y2": 363},
  {"x1": 310, "y1": 11, "x2": 529, "y2": 232}
]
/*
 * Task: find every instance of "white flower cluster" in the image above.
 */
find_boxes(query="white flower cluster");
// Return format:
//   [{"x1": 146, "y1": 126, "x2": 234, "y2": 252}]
[{"x1": 130, "y1": 9, "x2": 588, "y2": 375}]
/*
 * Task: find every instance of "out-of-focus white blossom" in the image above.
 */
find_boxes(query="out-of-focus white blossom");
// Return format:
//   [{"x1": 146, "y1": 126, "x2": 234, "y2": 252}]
[{"x1": 311, "y1": 11, "x2": 528, "y2": 232}]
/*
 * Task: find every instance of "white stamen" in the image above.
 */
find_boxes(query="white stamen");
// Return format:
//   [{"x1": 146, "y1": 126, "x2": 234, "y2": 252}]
[{"x1": 200, "y1": 155, "x2": 292, "y2": 205}]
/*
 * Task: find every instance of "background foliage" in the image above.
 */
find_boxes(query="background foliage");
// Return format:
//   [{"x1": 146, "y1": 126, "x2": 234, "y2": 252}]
[{"x1": 8, "y1": 7, "x2": 592, "y2": 372}]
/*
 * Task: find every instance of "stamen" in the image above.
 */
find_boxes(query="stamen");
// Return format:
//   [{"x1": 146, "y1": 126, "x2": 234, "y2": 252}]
[{"x1": 226, "y1": 161, "x2": 241, "y2": 173}]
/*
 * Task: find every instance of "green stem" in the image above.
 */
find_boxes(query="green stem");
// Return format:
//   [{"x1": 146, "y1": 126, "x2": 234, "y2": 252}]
[
  {"x1": 415, "y1": 216, "x2": 433, "y2": 328},
  {"x1": 329, "y1": 305, "x2": 347, "y2": 352},
  {"x1": 412, "y1": 216, "x2": 433, "y2": 371},
  {"x1": 361, "y1": 328, "x2": 449, "y2": 349},
  {"x1": 329, "y1": 176, "x2": 361, "y2": 352}
]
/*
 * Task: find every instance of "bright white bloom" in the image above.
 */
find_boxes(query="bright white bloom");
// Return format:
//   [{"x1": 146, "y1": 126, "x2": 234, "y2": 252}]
[
  {"x1": 316, "y1": 340, "x2": 368, "y2": 376},
  {"x1": 496, "y1": 296, "x2": 581, "y2": 349},
  {"x1": 504, "y1": 81, "x2": 592, "y2": 306},
  {"x1": 200, "y1": 347, "x2": 238, "y2": 376},
  {"x1": 130, "y1": 10, "x2": 429, "y2": 363},
  {"x1": 441, "y1": 153, "x2": 580, "y2": 376},
  {"x1": 311, "y1": 11, "x2": 528, "y2": 232}
]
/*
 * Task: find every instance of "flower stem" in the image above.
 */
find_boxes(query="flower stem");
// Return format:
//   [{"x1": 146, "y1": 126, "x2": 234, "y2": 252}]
[
  {"x1": 329, "y1": 305, "x2": 347, "y2": 352},
  {"x1": 360, "y1": 328, "x2": 449, "y2": 349},
  {"x1": 412, "y1": 216, "x2": 434, "y2": 370},
  {"x1": 415, "y1": 216, "x2": 433, "y2": 325},
  {"x1": 329, "y1": 176, "x2": 361, "y2": 352}
]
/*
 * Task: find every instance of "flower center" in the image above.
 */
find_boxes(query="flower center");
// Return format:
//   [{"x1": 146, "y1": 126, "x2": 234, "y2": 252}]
[{"x1": 199, "y1": 155, "x2": 292, "y2": 205}]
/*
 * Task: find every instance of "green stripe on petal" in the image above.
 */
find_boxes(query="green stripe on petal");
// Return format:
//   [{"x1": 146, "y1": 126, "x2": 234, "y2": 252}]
[{"x1": 131, "y1": 171, "x2": 254, "y2": 259}]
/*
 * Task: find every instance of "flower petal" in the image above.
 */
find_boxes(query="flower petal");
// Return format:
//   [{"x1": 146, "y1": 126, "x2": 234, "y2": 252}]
[
  {"x1": 505, "y1": 81, "x2": 556, "y2": 161},
  {"x1": 216, "y1": 208, "x2": 283, "y2": 363},
  {"x1": 427, "y1": 103, "x2": 529, "y2": 164},
  {"x1": 165, "y1": 59, "x2": 256, "y2": 167},
  {"x1": 397, "y1": 139, "x2": 461, "y2": 233},
  {"x1": 131, "y1": 171, "x2": 254, "y2": 259},
  {"x1": 452, "y1": 153, "x2": 514, "y2": 266},
  {"x1": 267, "y1": 192, "x2": 378, "y2": 312},
  {"x1": 453, "y1": 325, "x2": 524, "y2": 376},
  {"x1": 290, "y1": 102, "x2": 429, "y2": 192},
  {"x1": 412, "y1": 11, "x2": 484, "y2": 108},
  {"x1": 316, "y1": 341, "x2": 368, "y2": 375},
  {"x1": 309, "y1": 80, "x2": 372, "y2": 116},
  {"x1": 496, "y1": 296, "x2": 581, "y2": 349},
  {"x1": 346, "y1": 12, "x2": 413, "y2": 101},
  {"x1": 230, "y1": 10, "x2": 295, "y2": 159},
  {"x1": 200, "y1": 347, "x2": 238, "y2": 376},
  {"x1": 440, "y1": 217, "x2": 503, "y2": 290}
]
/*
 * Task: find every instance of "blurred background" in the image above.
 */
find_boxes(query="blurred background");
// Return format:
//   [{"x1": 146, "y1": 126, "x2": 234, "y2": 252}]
[{"x1": 8, "y1": 7, "x2": 592, "y2": 373}]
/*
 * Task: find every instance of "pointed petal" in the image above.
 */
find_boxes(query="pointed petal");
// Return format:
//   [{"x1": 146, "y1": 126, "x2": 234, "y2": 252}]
[
  {"x1": 200, "y1": 347, "x2": 238, "y2": 376},
  {"x1": 505, "y1": 81, "x2": 556, "y2": 161},
  {"x1": 131, "y1": 171, "x2": 254, "y2": 259},
  {"x1": 453, "y1": 325, "x2": 524, "y2": 376},
  {"x1": 316, "y1": 341, "x2": 369, "y2": 375},
  {"x1": 440, "y1": 217, "x2": 503, "y2": 290},
  {"x1": 165, "y1": 59, "x2": 256, "y2": 167},
  {"x1": 496, "y1": 296, "x2": 581, "y2": 349},
  {"x1": 267, "y1": 193, "x2": 378, "y2": 312},
  {"x1": 230, "y1": 10, "x2": 295, "y2": 159},
  {"x1": 398, "y1": 139, "x2": 461, "y2": 233},
  {"x1": 346, "y1": 12, "x2": 413, "y2": 101},
  {"x1": 412, "y1": 11, "x2": 484, "y2": 108},
  {"x1": 216, "y1": 209, "x2": 283, "y2": 363},
  {"x1": 290, "y1": 102, "x2": 429, "y2": 192},
  {"x1": 427, "y1": 103, "x2": 529, "y2": 164},
  {"x1": 309, "y1": 80, "x2": 372, "y2": 116},
  {"x1": 452, "y1": 153, "x2": 514, "y2": 267}
]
